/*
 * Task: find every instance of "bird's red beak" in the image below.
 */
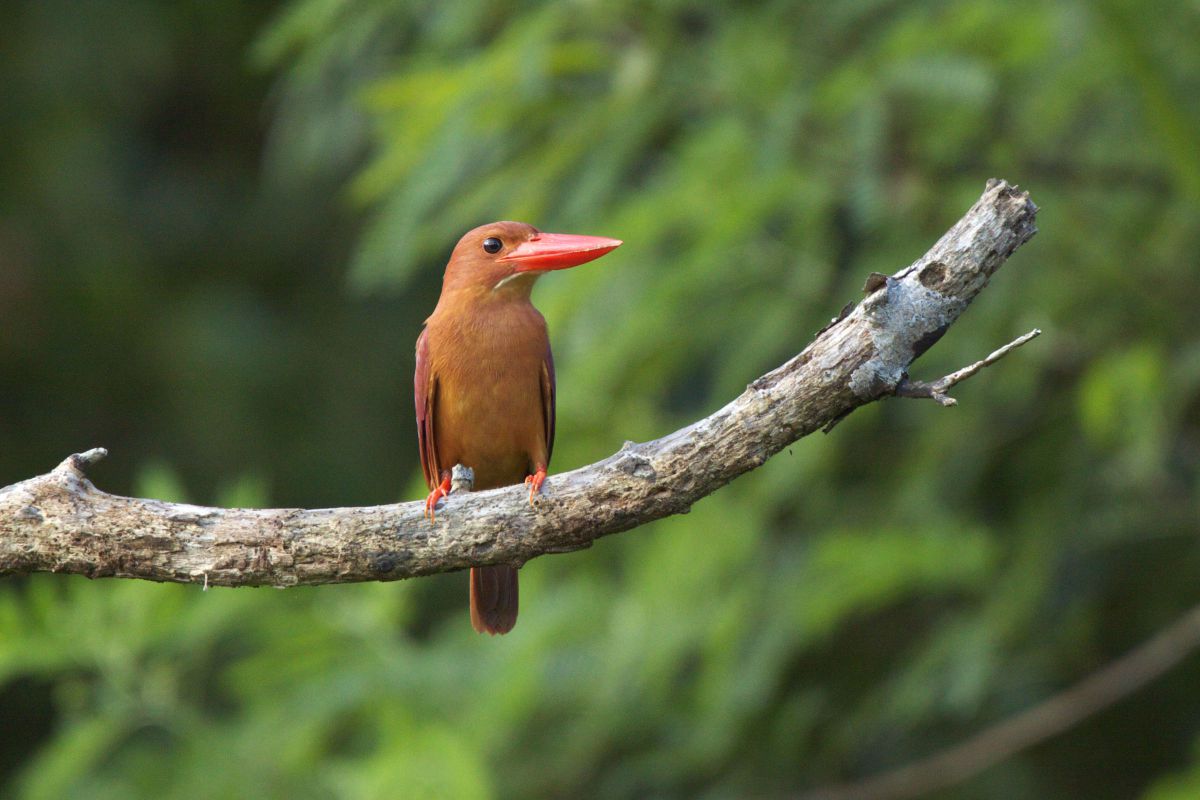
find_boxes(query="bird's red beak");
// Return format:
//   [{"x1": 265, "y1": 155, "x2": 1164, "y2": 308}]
[{"x1": 499, "y1": 232, "x2": 622, "y2": 272}]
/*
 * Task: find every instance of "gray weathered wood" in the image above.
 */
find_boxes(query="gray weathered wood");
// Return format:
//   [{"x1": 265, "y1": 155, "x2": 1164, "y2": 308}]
[{"x1": 0, "y1": 179, "x2": 1039, "y2": 588}]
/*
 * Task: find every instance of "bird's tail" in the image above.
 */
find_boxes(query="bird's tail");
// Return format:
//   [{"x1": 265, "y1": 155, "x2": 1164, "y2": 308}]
[{"x1": 470, "y1": 565, "x2": 519, "y2": 634}]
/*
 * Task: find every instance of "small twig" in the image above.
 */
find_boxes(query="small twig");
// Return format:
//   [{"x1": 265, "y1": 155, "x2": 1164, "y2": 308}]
[
  {"x1": 798, "y1": 601, "x2": 1200, "y2": 800},
  {"x1": 895, "y1": 329, "x2": 1042, "y2": 407},
  {"x1": 63, "y1": 447, "x2": 108, "y2": 472}
]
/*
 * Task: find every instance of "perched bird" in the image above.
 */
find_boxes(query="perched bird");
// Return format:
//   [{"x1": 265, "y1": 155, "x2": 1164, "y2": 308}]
[{"x1": 415, "y1": 221, "x2": 622, "y2": 634}]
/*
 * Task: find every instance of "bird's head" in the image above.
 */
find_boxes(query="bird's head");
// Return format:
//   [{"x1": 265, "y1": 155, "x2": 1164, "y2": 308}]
[{"x1": 441, "y1": 221, "x2": 622, "y2": 297}]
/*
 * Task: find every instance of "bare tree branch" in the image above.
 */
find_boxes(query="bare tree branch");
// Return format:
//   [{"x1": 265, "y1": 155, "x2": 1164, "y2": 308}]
[
  {"x1": 0, "y1": 179, "x2": 1038, "y2": 588},
  {"x1": 895, "y1": 328, "x2": 1042, "y2": 406},
  {"x1": 798, "y1": 602, "x2": 1200, "y2": 800}
]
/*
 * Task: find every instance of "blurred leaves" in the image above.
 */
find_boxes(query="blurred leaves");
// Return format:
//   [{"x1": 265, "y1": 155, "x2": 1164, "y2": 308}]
[{"x1": 3, "y1": 0, "x2": 1200, "y2": 798}]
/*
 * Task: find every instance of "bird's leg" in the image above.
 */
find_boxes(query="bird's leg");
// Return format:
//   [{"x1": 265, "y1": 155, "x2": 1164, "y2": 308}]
[
  {"x1": 424, "y1": 470, "x2": 452, "y2": 521},
  {"x1": 524, "y1": 464, "x2": 547, "y2": 505}
]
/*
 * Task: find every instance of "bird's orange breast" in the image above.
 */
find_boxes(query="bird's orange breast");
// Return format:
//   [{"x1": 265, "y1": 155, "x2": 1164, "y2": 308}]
[{"x1": 424, "y1": 296, "x2": 551, "y2": 490}]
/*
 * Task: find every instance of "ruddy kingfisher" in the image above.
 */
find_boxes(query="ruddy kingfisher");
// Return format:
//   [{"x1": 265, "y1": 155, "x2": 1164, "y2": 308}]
[{"x1": 415, "y1": 222, "x2": 622, "y2": 634}]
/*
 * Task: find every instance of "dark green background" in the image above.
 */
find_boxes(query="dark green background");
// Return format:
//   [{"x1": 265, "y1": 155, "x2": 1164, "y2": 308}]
[{"x1": 2, "y1": 1, "x2": 1199, "y2": 797}]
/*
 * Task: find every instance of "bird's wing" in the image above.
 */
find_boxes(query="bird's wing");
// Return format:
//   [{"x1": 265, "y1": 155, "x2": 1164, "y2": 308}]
[
  {"x1": 414, "y1": 327, "x2": 440, "y2": 488},
  {"x1": 541, "y1": 344, "x2": 556, "y2": 466}
]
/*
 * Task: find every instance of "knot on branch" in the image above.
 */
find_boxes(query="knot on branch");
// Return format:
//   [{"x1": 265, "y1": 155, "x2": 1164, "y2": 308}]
[{"x1": 614, "y1": 449, "x2": 657, "y2": 481}]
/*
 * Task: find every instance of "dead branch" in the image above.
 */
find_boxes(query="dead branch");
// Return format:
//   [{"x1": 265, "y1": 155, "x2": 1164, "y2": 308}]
[
  {"x1": 798, "y1": 602, "x2": 1200, "y2": 800},
  {"x1": 0, "y1": 179, "x2": 1039, "y2": 587}
]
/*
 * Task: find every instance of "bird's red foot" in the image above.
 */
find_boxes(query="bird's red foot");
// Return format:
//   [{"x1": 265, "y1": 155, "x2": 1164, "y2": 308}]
[
  {"x1": 525, "y1": 465, "x2": 547, "y2": 506},
  {"x1": 425, "y1": 472, "x2": 452, "y2": 521}
]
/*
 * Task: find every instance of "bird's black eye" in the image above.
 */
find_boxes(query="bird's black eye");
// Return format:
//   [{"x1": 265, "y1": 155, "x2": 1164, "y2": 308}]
[{"x1": 482, "y1": 237, "x2": 502, "y2": 254}]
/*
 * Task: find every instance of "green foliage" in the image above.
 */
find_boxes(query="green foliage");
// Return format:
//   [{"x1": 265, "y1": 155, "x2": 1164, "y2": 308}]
[
  {"x1": 1146, "y1": 753, "x2": 1200, "y2": 800},
  {"x1": 3, "y1": 0, "x2": 1200, "y2": 798}
]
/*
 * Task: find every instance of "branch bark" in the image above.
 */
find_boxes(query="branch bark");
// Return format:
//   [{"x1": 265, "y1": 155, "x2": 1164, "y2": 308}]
[{"x1": 0, "y1": 179, "x2": 1039, "y2": 588}]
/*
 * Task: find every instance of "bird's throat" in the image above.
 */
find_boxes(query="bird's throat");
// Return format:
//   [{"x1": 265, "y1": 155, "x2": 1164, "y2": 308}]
[{"x1": 492, "y1": 271, "x2": 540, "y2": 294}]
